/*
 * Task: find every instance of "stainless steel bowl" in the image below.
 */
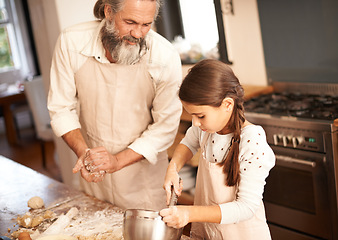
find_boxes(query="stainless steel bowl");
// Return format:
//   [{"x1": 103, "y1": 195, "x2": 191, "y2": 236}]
[{"x1": 123, "y1": 209, "x2": 183, "y2": 240}]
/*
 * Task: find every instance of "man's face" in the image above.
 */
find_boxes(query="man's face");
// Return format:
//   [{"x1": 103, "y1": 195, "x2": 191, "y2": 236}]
[{"x1": 101, "y1": 0, "x2": 156, "y2": 64}]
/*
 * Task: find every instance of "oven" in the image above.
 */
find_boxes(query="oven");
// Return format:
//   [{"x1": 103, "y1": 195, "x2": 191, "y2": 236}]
[
  {"x1": 244, "y1": 87, "x2": 338, "y2": 240},
  {"x1": 239, "y1": 1, "x2": 338, "y2": 238}
]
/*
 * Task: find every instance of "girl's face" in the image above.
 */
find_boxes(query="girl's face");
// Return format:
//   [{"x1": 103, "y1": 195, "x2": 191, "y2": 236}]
[{"x1": 182, "y1": 98, "x2": 234, "y2": 135}]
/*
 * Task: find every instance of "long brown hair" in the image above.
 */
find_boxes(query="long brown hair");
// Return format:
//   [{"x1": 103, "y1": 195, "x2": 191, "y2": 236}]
[{"x1": 179, "y1": 59, "x2": 245, "y2": 186}]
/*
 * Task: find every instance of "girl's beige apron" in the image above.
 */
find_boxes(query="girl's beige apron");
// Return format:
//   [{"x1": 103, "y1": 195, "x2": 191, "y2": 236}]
[
  {"x1": 190, "y1": 133, "x2": 271, "y2": 239},
  {"x1": 74, "y1": 57, "x2": 167, "y2": 211}
]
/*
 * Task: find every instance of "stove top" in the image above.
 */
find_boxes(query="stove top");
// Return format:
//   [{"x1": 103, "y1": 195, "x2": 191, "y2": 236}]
[{"x1": 244, "y1": 92, "x2": 338, "y2": 121}]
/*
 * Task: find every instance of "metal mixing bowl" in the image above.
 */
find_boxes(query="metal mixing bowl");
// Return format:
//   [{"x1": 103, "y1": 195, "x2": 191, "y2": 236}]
[{"x1": 123, "y1": 209, "x2": 183, "y2": 240}]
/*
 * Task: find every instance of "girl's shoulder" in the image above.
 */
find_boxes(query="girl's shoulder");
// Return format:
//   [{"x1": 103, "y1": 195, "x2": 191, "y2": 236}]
[
  {"x1": 241, "y1": 124, "x2": 266, "y2": 140},
  {"x1": 239, "y1": 124, "x2": 273, "y2": 156},
  {"x1": 239, "y1": 125, "x2": 275, "y2": 172}
]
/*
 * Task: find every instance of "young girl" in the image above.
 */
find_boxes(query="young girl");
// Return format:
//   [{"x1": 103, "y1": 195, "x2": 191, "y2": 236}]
[{"x1": 160, "y1": 59, "x2": 275, "y2": 239}]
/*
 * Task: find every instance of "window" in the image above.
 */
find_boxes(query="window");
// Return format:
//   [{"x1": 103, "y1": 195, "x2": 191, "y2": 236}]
[
  {"x1": 156, "y1": 0, "x2": 230, "y2": 64},
  {"x1": 0, "y1": 0, "x2": 16, "y2": 70},
  {"x1": 178, "y1": 0, "x2": 220, "y2": 62},
  {"x1": 0, "y1": 0, "x2": 38, "y2": 84}
]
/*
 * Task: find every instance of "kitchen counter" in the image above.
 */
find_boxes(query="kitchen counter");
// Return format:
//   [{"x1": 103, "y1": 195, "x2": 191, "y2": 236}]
[
  {"x1": 180, "y1": 85, "x2": 273, "y2": 121},
  {"x1": 0, "y1": 156, "x2": 190, "y2": 239},
  {"x1": 0, "y1": 155, "x2": 125, "y2": 239}
]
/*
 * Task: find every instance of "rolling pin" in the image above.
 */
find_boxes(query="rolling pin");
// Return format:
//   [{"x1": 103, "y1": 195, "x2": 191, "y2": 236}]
[{"x1": 40, "y1": 207, "x2": 79, "y2": 236}]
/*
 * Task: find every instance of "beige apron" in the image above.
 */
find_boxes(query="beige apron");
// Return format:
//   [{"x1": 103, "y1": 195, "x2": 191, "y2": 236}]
[
  {"x1": 190, "y1": 133, "x2": 271, "y2": 240},
  {"x1": 74, "y1": 57, "x2": 167, "y2": 211}
]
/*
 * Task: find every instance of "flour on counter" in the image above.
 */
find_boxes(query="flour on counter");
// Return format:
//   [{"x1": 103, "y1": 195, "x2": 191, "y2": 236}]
[
  {"x1": 62, "y1": 208, "x2": 123, "y2": 239},
  {"x1": 13, "y1": 206, "x2": 124, "y2": 240}
]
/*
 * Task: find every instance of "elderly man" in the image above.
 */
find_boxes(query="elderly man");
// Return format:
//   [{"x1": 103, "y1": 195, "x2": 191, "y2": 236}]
[{"x1": 48, "y1": 0, "x2": 182, "y2": 211}]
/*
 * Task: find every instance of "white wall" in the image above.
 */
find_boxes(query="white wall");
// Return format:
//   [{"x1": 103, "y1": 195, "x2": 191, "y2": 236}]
[
  {"x1": 27, "y1": 0, "x2": 57, "y2": 91},
  {"x1": 27, "y1": 0, "x2": 96, "y2": 91},
  {"x1": 54, "y1": 0, "x2": 97, "y2": 31},
  {"x1": 220, "y1": 0, "x2": 268, "y2": 86}
]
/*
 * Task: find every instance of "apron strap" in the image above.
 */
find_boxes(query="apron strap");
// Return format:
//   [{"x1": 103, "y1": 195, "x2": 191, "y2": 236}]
[{"x1": 201, "y1": 132, "x2": 211, "y2": 154}]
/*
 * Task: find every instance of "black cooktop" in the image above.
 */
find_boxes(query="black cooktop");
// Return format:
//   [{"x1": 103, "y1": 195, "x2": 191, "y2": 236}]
[{"x1": 244, "y1": 92, "x2": 338, "y2": 121}]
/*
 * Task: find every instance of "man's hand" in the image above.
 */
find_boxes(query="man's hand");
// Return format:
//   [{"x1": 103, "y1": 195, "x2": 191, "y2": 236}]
[
  {"x1": 72, "y1": 147, "x2": 119, "y2": 182},
  {"x1": 72, "y1": 149, "x2": 104, "y2": 182},
  {"x1": 83, "y1": 147, "x2": 120, "y2": 174}
]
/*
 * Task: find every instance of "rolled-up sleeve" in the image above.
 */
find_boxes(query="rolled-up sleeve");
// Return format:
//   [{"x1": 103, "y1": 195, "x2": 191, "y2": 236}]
[
  {"x1": 129, "y1": 49, "x2": 182, "y2": 164},
  {"x1": 48, "y1": 31, "x2": 81, "y2": 137}
]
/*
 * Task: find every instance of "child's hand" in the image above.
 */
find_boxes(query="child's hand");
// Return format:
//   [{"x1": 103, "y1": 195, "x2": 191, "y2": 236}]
[
  {"x1": 163, "y1": 162, "x2": 183, "y2": 205},
  {"x1": 160, "y1": 206, "x2": 190, "y2": 229}
]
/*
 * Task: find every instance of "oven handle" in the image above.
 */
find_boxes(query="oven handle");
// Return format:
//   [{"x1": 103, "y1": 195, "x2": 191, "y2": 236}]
[{"x1": 276, "y1": 155, "x2": 316, "y2": 168}]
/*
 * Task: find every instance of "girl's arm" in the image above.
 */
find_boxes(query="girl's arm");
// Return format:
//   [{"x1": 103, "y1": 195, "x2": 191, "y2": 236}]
[
  {"x1": 164, "y1": 144, "x2": 193, "y2": 204},
  {"x1": 169, "y1": 143, "x2": 194, "y2": 171},
  {"x1": 160, "y1": 205, "x2": 222, "y2": 229},
  {"x1": 161, "y1": 143, "x2": 222, "y2": 228},
  {"x1": 186, "y1": 205, "x2": 222, "y2": 223}
]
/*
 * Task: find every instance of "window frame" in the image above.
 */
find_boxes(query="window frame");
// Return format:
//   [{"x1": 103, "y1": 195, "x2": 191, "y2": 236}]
[
  {"x1": 155, "y1": 0, "x2": 231, "y2": 65},
  {"x1": 0, "y1": 0, "x2": 38, "y2": 84}
]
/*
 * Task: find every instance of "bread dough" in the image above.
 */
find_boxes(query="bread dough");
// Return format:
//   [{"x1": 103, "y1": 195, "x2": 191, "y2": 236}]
[
  {"x1": 17, "y1": 213, "x2": 33, "y2": 228},
  {"x1": 27, "y1": 196, "x2": 44, "y2": 209},
  {"x1": 31, "y1": 215, "x2": 44, "y2": 227},
  {"x1": 17, "y1": 213, "x2": 45, "y2": 228}
]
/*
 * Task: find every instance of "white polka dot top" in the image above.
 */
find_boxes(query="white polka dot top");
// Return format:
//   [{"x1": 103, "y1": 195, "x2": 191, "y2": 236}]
[{"x1": 181, "y1": 124, "x2": 275, "y2": 224}]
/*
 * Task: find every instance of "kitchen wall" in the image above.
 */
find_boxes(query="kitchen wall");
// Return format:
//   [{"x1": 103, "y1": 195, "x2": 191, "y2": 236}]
[
  {"x1": 220, "y1": 0, "x2": 267, "y2": 86},
  {"x1": 27, "y1": 0, "x2": 96, "y2": 92}
]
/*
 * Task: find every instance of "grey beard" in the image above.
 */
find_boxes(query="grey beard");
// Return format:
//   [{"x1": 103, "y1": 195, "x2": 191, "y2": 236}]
[{"x1": 100, "y1": 19, "x2": 147, "y2": 65}]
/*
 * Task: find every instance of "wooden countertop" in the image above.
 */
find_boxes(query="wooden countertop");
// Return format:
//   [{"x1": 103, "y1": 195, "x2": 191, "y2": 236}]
[
  {"x1": 0, "y1": 155, "x2": 124, "y2": 239},
  {"x1": 181, "y1": 85, "x2": 273, "y2": 121},
  {"x1": 0, "y1": 156, "x2": 191, "y2": 239}
]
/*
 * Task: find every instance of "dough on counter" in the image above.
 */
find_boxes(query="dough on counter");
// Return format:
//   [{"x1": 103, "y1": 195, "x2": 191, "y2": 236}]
[
  {"x1": 31, "y1": 215, "x2": 44, "y2": 227},
  {"x1": 27, "y1": 196, "x2": 44, "y2": 209},
  {"x1": 17, "y1": 212, "x2": 33, "y2": 228},
  {"x1": 43, "y1": 210, "x2": 55, "y2": 219},
  {"x1": 17, "y1": 213, "x2": 44, "y2": 228}
]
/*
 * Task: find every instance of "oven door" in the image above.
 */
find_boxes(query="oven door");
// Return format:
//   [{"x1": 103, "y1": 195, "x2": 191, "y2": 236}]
[{"x1": 264, "y1": 146, "x2": 331, "y2": 240}]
